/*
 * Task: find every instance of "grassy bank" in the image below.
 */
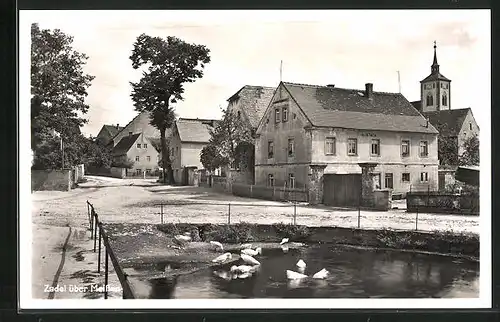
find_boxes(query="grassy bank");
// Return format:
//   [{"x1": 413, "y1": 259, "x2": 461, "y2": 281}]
[{"x1": 156, "y1": 222, "x2": 479, "y2": 259}]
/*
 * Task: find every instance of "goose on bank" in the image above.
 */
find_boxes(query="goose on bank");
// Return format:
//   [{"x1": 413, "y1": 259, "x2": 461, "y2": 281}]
[
  {"x1": 241, "y1": 247, "x2": 262, "y2": 256},
  {"x1": 286, "y1": 270, "x2": 308, "y2": 280},
  {"x1": 312, "y1": 268, "x2": 329, "y2": 279},
  {"x1": 240, "y1": 254, "x2": 260, "y2": 266},
  {"x1": 212, "y1": 252, "x2": 232, "y2": 264},
  {"x1": 210, "y1": 241, "x2": 224, "y2": 251}
]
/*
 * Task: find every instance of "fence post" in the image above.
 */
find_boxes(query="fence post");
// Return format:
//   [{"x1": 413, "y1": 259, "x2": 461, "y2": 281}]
[
  {"x1": 415, "y1": 207, "x2": 419, "y2": 231},
  {"x1": 161, "y1": 204, "x2": 164, "y2": 224},
  {"x1": 228, "y1": 203, "x2": 231, "y2": 225},
  {"x1": 98, "y1": 227, "x2": 102, "y2": 273},
  {"x1": 93, "y1": 214, "x2": 98, "y2": 252},
  {"x1": 90, "y1": 207, "x2": 94, "y2": 238},
  {"x1": 87, "y1": 202, "x2": 91, "y2": 230},
  {"x1": 294, "y1": 202, "x2": 298, "y2": 225},
  {"x1": 250, "y1": 185, "x2": 253, "y2": 198},
  {"x1": 357, "y1": 205, "x2": 361, "y2": 229},
  {"x1": 104, "y1": 247, "x2": 109, "y2": 299}
]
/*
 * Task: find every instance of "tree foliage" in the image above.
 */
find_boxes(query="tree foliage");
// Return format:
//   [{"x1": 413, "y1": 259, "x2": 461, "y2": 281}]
[
  {"x1": 129, "y1": 34, "x2": 211, "y2": 184},
  {"x1": 459, "y1": 134, "x2": 479, "y2": 166},
  {"x1": 32, "y1": 135, "x2": 112, "y2": 170},
  {"x1": 438, "y1": 136, "x2": 459, "y2": 166},
  {"x1": 203, "y1": 107, "x2": 254, "y2": 170},
  {"x1": 31, "y1": 23, "x2": 95, "y2": 164},
  {"x1": 200, "y1": 145, "x2": 222, "y2": 173}
]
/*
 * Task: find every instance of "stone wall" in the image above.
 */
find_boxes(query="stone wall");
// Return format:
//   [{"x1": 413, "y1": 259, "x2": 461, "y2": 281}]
[
  {"x1": 307, "y1": 164, "x2": 326, "y2": 205},
  {"x1": 110, "y1": 167, "x2": 126, "y2": 179},
  {"x1": 373, "y1": 190, "x2": 392, "y2": 210},
  {"x1": 32, "y1": 169, "x2": 72, "y2": 191}
]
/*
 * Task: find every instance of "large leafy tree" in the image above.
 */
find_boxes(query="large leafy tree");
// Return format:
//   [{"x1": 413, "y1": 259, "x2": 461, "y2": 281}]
[
  {"x1": 459, "y1": 134, "x2": 479, "y2": 166},
  {"x1": 31, "y1": 23, "x2": 95, "y2": 165},
  {"x1": 205, "y1": 107, "x2": 253, "y2": 169},
  {"x1": 200, "y1": 144, "x2": 222, "y2": 173},
  {"x1": 129, "y1": 34, "x2": 210, "y2": 184},
  {"x1": 438, "y1": 136, "x2": 459, "y2": 165}
]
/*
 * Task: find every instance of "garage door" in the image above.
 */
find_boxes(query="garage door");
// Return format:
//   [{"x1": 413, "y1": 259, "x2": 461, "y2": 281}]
[{"x1": 323, "y1": 174, "x2": 361, "y2": 207}]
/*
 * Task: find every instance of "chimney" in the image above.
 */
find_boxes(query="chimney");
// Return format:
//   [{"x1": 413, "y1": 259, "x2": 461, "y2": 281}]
[
  {"x1": 129, "y1": 131, "x2": 132, "y2": 136},
  {"x1": 116, "y1": 123, "x2": 119, "y2": 129},
  {"x1": 365, "y1": 83, "x2": 373, "y2": 99},
  {"x1": 327, "y1": 84, "x2": 335, "y2": 88}
]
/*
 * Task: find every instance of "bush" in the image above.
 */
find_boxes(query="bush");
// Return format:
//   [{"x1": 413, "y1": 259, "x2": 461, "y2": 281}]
[
  {"x1": 273, "y1": 223, "x2": 311, "y2": 241},
  {"x1": 202, "y1": 222, "x2": 254, "y2": 244}
]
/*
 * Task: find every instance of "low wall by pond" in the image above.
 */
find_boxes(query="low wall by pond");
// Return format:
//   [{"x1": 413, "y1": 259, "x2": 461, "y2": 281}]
[
  {"x1": 407, "y1": 192, "x2": 479, "y2": 215},
  {"x1": 156, "y1": 223, "x2": 479, "y2": 259}
]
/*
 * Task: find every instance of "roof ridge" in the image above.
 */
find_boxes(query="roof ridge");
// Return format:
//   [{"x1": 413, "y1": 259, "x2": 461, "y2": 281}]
[
  {"x1": 110, "y1": 111, "x2": 144, "y2": 141},
  {"x1": 283, "y1": 82, "x2": 401, "y2": 95}
]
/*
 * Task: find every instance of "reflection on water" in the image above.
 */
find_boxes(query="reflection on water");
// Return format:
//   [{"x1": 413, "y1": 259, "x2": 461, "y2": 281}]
[{"x1": 145, "y1": 245, "x2": 479, "y2": 299}]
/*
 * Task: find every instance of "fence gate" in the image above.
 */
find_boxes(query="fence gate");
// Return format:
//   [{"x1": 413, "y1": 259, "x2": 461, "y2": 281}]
[{"x1": 323, "y1": 174, "x2": 361, "y2": 207}]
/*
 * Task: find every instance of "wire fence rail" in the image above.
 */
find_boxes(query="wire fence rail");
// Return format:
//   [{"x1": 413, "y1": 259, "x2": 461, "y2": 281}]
[
  {"x1": 155, "y1": 201, "x2": 426, "y2": 232},
  {"x1": 86, "y1": 200, "x2": 135, "y2": 299}
]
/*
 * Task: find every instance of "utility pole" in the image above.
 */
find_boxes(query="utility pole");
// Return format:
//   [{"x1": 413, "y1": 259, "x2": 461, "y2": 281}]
[{"x1": 397, "y1": 71, "x2": 401, "y2": 93}]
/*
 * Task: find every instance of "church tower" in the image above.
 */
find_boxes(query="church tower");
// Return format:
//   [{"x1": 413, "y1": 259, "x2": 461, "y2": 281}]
[{"x1": 419, "y1": 41, "x2": 451, "y2": 112}]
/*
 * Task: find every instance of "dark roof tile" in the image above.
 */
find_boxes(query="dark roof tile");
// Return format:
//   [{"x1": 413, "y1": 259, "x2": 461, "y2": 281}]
[
  {"x1": 229, "y1": 85, "x2": 275, "y2": 128},
  {"x1": 282, "y1": 82, "x2": 438, "y2": 134},
  {"x1": 111, "y1": 133, "x2": 141, "y2": 156},
  {"x1": 422, "y1": 108, "x2": 470, "y2": 137}
]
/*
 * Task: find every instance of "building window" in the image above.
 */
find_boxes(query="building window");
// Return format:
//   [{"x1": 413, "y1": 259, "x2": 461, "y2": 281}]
[
  {"x1": 402, "y1": 173, "x2": 410, "y2": 182},
  {"x1": 170, "y1": 149, "x2": 174, "y2": 156},
  {"x1": 129, "y1": 132, "x2": 133, "y2": 136},
  {"x1": 147, "y1": 156, "x2": 151, "y2": 162},
  {"x1": 137, "y1": 143, "x2": 141, "y2": 148},
  {"x1": 325, "y1": 137, "x2": 336, "y2": 155},
  {"x1": 275, "y1": 109, "x2": 280, "y2": 123},
  {"x1": 288, "y1": 173, "x2": 295, "y2": 189},
  {"x1": 426, "y1": 94, "x2": 433, "y2": 106},
  {"x1": 371, "y1": 139, "x2": 380, "y2": 156},
  {"x1": 442, "y1": 94, "x2": 447, "y2": 106},
  {"x1": 268, "y1": 141, "x2": 274, "y2": 159},
  {"x1": 136, "y1": 169, "x2": 141, "y2": 175},
  {"x1": 237, "y1": 111, "x2": 241, "y2": 119},
  {"x1": 420, "y1": 172, "x2": 429, "y2": 182},
  {"x1": 268, "y1": 174, "x2": 275, "y2": 187},
  {"x1": 146, "y1": 169, "x2": 151, "y2": 174},
  {"x1": 282, "y1": 107, "x2": 288, "y2": 122},
  {"x1": 469, "y1": 123, "x2": 472, "y2": 131},
  {"x1": 287, "y1": 138, "x2": 295, "y2": 157},
  {"x1": 135, "y1": 156, "x2": 140, "y2": 161},
  {"x1": 433, "y1": 83, "x2": 435, "y2": 88},
  {"x1": 384, "y1": 173, "x2": 394, "y2": 189},
  {"x1": 143, "y1": 143, "x2": 148, "y2": 149},
  {"x1": 347, "y1": 138, "x2": 358, "y2": 156},
  {"x1": 176, "y1": 147, "x2": 178, "y2": 153},
  {"x1": 419, "y1": 141, "x2": 429, "y2": 157},
  {"x1": 401, "y1": 140, "x2": 410, "y2": 157}
]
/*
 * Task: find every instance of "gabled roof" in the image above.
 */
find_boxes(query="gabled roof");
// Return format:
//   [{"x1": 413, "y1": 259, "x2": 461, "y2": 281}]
[
  {"x1": 175, "y1": 118, "x2": 219, "y2": 143},
  {"x1": 103, "y1": 124, "x2": 123, "y2": 137},
  {"x1": 227, "y1": 85, "x2": 276, "y2": 128},
  {"x1": 422, "y1": 108, "x2": 471, "y2": 137},
  {"x1": 410, "y1": 100, "x2": 422, "y2": 111},
  {"x1": 111, "y1": 133, "x2": 141, "y2": 156},
  {"x1": 279, "y1": 82, "x2": 438, "y2": 134}
]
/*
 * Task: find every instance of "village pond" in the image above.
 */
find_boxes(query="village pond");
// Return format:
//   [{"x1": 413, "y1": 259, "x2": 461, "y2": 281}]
[{"x1": 128, "y1": 245, "x2": 479, "y2": 299}]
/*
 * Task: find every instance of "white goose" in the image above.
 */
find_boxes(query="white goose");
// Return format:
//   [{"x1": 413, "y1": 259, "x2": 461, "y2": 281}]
[
  {"x1": 296, "y1": 259, "x2": 306, "y2": 269},
  {"x1": 230, "y1": 265, "x2": 255, "y2": 274},
  {"x1": 212, "y1": 252, "x2": 232, "y2": 263},
  {"x1": 280, "y1": 238, "x2": 289, "y2": 245},
  {"x1": 281, "y1": 245, "x2": 289, "y2": 253},
  {"x1": 173, "y1": 234, "x2": 192, "y2": 246},
  {"x1": 240, "y1": 243, "x2": 253, "y2": 249},
  {"x1": 213, "y1": 270, "x2": 232, "y2": 281},
  {"x1": 210, "y1": 241, "x2": 224, "y2": 251},
  {"x1": 183, "y1": 231, "x2": 191, "y2": 236},
  {"x1": 286, "y1": 269, "x2": 308, "y2": 280},
  {"x1": 312, "y1": 268, "x2": 329, "y2": 279},
  {"x1": 241, "y1": 247, "x2": 262, "y2": 256},
  {"x1": 240, "y1": 254, "x2": 261, "y2": 266}
]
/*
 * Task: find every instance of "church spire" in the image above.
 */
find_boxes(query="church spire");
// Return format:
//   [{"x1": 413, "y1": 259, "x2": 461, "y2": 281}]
[{"x1": 431, "y1": 41, "x2": 439, "y2": 74}]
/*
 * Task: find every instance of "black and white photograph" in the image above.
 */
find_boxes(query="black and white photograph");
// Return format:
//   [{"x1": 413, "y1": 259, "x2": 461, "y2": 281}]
[{"x1": 19, "y1": 9, "x2": 491, "y2": 309}]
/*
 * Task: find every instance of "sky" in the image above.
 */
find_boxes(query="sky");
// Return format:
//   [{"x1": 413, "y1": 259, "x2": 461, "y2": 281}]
[{"x1": 21, "y1": 10, "x2": 490, "y2": 138}]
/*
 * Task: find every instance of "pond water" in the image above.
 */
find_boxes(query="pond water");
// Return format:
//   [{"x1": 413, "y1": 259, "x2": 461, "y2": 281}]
[{"x1": 139, "y1": 245, "x2": 479, "y2": 299}]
